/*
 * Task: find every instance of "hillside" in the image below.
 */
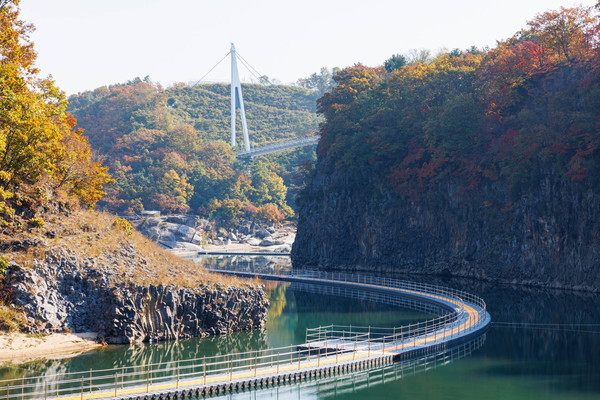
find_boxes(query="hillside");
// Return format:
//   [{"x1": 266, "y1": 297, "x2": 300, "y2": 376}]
[
  {"x1": 292, "y1": 5, "x2": 600, "y2": 291},
  {"x1": 0, "y1": 207, "x2": 268, "y2": 343},
  {"x1": 0, "y1": 0, "x2": 267, "y2": 347},
  {"x1": 67, "y1": 81, "x2": 320, "y2": 218}
]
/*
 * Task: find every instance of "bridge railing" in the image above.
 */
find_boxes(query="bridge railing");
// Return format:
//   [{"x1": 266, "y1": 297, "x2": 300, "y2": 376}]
[
  {"x1": 236, "y1": 136, "x2": 319, "y2": 158},
  {"x1": 300, "y1": 269, "x2": 485, "y2": 307},
  {"x1": 0, "y1": 272, "x2": 487, "y2": 400},
  {"x1": 0, "y1": 342, "x2": 370, "y2": 400},
  {"x1": 293, "y1": 269, "x2": 487, "y2": 322},
  {"x1": 314, "y1": 334, "x2": 487, "y2": 397},
  {"x1": 288, "y1": 281, "x2": 452, "y2": 316},
  {"x1": 296, "y1": 269, "x2": 487, "y2": 355}
]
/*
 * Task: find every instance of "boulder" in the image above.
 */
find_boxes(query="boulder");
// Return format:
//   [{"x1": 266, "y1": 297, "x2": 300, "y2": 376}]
[
  {"x1": 259, "y1": 238, "x2": 284, "y2": 247},
  {"x1": 144, "y1": 217, "x2": 165, "y2": 227},
  {"x1": 175, "y1": 225, "x2": 197, "y2": 242},
  {"x1": 158, "y1": 239, "x2": 177, "y2": 249},
  {"x1": 273, "y1": 244, "x2": 292, "y2": 253},
  {"x1": 145, "y1": 227, "x2": 160, "y2": 241},
  {"x1": 255, "y1": 228, "x2": 270, "y2": 239},
  {"x1": 246, "y1": 238, "x2": 261, "y2": 246},
  {"x1": 191, "y1": 233, "x2": 203, "y2": 245},
  {"x1": 166, "y1": 215, "x2": 199, "y2": 228}
]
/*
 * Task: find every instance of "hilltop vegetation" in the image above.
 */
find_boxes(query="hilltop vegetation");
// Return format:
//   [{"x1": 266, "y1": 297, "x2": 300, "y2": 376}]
[
  {"x1": 67, "y1": 80, "x2": 321, "y2": 221},
  {"x1": 312, "y1": 5, "x2": 600, "y2": 200}
]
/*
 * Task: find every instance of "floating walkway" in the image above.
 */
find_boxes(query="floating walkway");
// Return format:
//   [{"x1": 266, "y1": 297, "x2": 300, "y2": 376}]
[{"x1": 1, "y1": 271, "x2": 490, "y2": 400}]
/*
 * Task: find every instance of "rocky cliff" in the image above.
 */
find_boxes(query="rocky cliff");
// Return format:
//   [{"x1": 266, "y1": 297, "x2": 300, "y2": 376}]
[
  {"x1": 292, "y1": 170, "x2": 600, "y2": 292},
  {"x1": 5, "y1": 247, "x2": 268, "y2": 344}
]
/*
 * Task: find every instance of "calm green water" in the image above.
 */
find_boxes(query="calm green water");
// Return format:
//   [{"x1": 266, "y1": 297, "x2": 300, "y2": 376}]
[{"x1": 2, "y1": 259, "x2": 600, "y2": 400}]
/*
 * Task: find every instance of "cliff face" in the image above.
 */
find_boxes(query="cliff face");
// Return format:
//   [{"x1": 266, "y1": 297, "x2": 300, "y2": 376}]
[
  {"x1": 6, "y1": 247, "x2": 268, "y2": 344},
  {"x1": 292, "y1": 170, "x2": 600, "y2": 292}
]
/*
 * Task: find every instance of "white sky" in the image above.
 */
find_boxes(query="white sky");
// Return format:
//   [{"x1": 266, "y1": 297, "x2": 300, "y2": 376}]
[{"x1": 20, "y1": 0, "x2": 598, "y2": 95}]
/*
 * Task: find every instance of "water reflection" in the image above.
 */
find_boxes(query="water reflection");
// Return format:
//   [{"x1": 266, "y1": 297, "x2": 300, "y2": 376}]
[
  {"x1": 194, "y1": 255, "x2": 292, "y2": 275},
  {"x1": 206, "y1": 334, "x2": 487, "y2": 400}
]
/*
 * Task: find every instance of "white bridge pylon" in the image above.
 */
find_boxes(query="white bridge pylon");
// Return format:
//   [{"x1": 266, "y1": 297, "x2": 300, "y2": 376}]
[
  {"x1": 228, "y1": 43, "x2": 319, "y2": 159},
  {"x1": 230, "y1": 43, "x2": 251, "y2": 152}
]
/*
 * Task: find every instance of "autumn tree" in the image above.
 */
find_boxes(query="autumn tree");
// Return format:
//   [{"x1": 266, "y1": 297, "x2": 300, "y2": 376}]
[
  {"x1": 297, "y1": 67, "x2": 339, "y2": 97},
  {"x1": 256, "y1": 203, "x2": 284, "y2": 224},
  {"x1": 0, "y1": 0, "x2": 110, "y2": 222},
  {"x1": 526, "y1": 6, "x2": 598, "y2": 63},
  {"x1": 248, "y1": 161, "x2": 287, "y2": 209},
  {"x1": 384, "y1": 54, "x2": 407, "y2": 72}
]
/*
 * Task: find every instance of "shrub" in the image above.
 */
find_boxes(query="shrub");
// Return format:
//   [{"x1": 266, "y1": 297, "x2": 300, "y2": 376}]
[
  {"x1": 0, "y1": 257, "x2": 8, "y2": 275},
  {"x1": 27, "y1": 217, "x2": 45, "y2": 228},
  {"x1": 0, "y1": 304, "x2": 26, "y2": 333},
  {"x1": 257, "y1": 203, "x2": 285, "y2": 224},
  {"x1": 112, "y1": 218, "x2": 133, "y2": 236}
]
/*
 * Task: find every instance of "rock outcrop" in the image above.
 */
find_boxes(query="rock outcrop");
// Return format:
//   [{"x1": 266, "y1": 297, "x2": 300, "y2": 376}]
[
  {"x1": 135, "y1": 214, "x2": 295, "y2": 253},
  {"x1": 6, "y1": 247, "x2": 268, "y2": 344},
  {"x1": 292, "y1": 170, "x2": 600, "y2": 292},
  {"x1": 137, "y1": 215, "x2": 205, "y2": 251}
]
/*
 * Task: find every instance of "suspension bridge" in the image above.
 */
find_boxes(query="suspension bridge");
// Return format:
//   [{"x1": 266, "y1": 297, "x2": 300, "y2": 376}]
[
  {"x1": 201, "y1": 44, "x2": 320, "y2": 160},
  {"x1": 0, "y1": 270, "x2": 490, "y2": 400}
]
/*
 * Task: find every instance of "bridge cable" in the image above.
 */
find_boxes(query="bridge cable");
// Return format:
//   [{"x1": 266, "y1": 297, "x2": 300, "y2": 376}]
[
  {"x1": 235, "y1": 51, "x2": 273, "y2": 85},
  {"x1": 236, "y1": 56, "x2": 264, "y2": 83},
  {"x1": 190, "y1": 50, "x2": 231, "y2": 86}
]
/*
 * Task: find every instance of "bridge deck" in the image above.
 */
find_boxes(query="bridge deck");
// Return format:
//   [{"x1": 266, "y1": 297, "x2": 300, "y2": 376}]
[
  {"x1": 236, "y1": 136, "x2": 319, "y2": 158},
  {"x1": 109, "y1": 352, "x2": 394, "y2": 400}
]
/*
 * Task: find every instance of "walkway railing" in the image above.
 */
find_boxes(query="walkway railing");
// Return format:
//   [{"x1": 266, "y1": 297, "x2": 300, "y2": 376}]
[
  {"x1": 0, "y1": 271, "x2": 488, "y2": 400},
  {"x1": 294, "y1": 271, "x2": 485, "y2": 356}
]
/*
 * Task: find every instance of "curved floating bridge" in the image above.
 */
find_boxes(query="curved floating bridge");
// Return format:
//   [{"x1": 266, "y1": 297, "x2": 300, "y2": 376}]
[{"x1": 2, "y1": 271, "x2": 490, "y2": 400}]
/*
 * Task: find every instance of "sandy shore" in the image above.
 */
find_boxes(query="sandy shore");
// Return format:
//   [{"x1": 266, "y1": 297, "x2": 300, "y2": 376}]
[{"x1": 0, "y1": 332, "x2": 103, "y2": 363}]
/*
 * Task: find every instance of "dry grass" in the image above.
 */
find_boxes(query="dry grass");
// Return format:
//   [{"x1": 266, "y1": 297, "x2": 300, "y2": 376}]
[
  {"x1": 0, "y1": 303, "x2": 27, "y2": 333},
  {"x1": 2, "y1": 208, "x2": 246, "y2": 289}
]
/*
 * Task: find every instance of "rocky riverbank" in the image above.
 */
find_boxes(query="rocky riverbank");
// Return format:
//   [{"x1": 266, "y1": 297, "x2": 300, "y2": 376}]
[
  {"x1": 0, "y1": 210, "x2": 270, "y2": 357},
  {"x1": 4, "y1": 246, "x2": 268, "y2": 344},
  {"x1": 134, "y1": 214, "x2": 295, "y2": 254}
]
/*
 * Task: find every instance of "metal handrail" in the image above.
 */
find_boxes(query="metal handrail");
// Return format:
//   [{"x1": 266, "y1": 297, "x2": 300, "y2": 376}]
[{"x1": 0, "y1": 271, "x2": 487, "y2": 400}]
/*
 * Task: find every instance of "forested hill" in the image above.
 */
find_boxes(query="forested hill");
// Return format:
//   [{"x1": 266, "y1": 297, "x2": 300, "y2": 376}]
[
  {"x1": 68, "y1": 81, "x2": 320, "y2": 152},
  {"x1": 67, "y1": 81, "x2": 321, "y2": 219},
  {"x1": 292, "y1": 5, "x2": 600, "y2": 291}
]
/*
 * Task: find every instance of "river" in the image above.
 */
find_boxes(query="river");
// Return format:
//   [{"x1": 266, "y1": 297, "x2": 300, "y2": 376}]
[{"x1": 1, "y1": 255, "x2": 599, "y2": 399}]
